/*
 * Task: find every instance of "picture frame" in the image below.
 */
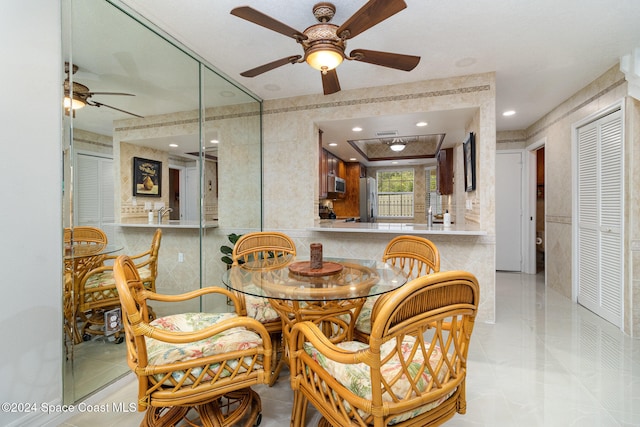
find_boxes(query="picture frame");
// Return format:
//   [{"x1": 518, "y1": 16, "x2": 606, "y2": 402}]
[
  {"x1": 463, "y1": 132, "x2": 476, "y2": 192},
  {"x1": 132, "y1": 157, "x2": 161, "y2": 197}
]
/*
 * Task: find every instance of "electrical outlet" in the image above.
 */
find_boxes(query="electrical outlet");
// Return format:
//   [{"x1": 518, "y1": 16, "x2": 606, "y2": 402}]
[
  {"x1": 104, "y1": 308, "x2": 122, "y2": 336},
  {"x1": 178, "y1": 253, "x2": 184, "y2": 262}
]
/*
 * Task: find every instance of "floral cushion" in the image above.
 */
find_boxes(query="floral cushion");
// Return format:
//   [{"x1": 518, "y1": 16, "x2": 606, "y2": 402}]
[
  {"x1": 243, "y1": 285, "x2": 280, "y2": 323},
  {"x1": 354, "y1": 294, "x2": 379, "y2": 335},
  {"x1": 304, "y1": 337, "x2": 452, "y2": 424},
  {"x1": 354, "y1": 282, "x2": 392, "y2": 335},
  {"x1": 146, "y1": 312, "x2": 263, "y2": 384}
]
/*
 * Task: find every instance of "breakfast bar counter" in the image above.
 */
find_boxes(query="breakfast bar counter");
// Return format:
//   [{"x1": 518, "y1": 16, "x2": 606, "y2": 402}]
[
  {"x1": 310, "y1": 221, "x2": 486, "y2": 236},
  {"x1": 117, "y1": 220, "x2": 218, "y2": 229}
]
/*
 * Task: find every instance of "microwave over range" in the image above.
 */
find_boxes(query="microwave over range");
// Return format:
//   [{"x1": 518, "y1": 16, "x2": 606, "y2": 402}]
[{"x1": 328, "y1": 175, "x2": 346, "y2": 193}]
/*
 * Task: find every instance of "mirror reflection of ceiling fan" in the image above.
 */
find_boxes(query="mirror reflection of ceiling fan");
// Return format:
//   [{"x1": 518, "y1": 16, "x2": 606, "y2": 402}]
[
  {"x1": 231, "y1": 0, "x2": 421, "y2": 95},
  {"x1": 63, "y1": 62, "x2": 143, "y2": 118}
]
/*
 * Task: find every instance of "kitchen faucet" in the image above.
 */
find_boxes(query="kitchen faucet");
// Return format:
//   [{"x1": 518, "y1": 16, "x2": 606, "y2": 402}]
[{"x1": 158, "y1": 207, "x2": 173, "y2": 223}]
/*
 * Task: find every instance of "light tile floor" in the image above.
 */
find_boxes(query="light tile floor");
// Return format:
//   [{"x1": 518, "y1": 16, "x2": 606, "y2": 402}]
[{"x1": 58, "y1": 272, "x2": 640, "y2": 426}]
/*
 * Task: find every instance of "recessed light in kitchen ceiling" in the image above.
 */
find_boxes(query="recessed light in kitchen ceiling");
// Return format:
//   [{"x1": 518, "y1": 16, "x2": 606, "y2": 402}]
[
  {"x1": 210, "y1": 139, "x2": 219, "y2": 144},
  {"x1": 169, "y1": 143, "x2": 178, "y2": 147},
  {"x1": 329, "y1": 142, "x2": 338, "y2": 146},
  {"x1": 416, "y1": 121, "x2": 427, "y2": 127},
  {"x1": 352, "y1": 127, "x2": 362, "y2": 132},
  {"x1": 503, "y1": 110, "x2": 516, "y2": 117}
]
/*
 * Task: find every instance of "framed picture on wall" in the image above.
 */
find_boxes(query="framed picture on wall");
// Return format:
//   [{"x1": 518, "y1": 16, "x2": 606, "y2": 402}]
[
  {"x1": 463, "y1": 132, "x2": 476, "y2": 192},
  {"x1": 133, "y1": 157, "x2": 162, "y2": 197}
]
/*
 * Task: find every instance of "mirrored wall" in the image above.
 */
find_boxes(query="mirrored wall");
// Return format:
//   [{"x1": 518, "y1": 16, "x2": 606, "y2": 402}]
[{"x1": 62, "y1": 0, "x2": 262, "y2": 403}]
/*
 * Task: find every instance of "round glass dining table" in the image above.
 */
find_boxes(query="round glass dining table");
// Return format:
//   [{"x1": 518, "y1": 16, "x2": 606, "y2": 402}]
[
  {"x1": 222, "y1": 255, "x2": 408, "y2": 301},
  {"x1": 222, "y1": 255, "x2": 408, "y2": 356}
]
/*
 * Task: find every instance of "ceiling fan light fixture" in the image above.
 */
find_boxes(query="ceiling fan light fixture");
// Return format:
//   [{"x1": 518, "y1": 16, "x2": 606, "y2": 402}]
[
  {"x1": 63, "y1": 94, "x2": 86, "y2": 110},
  {"x1": 305, "y1": 43, "x2": 343, "y2": 73}
]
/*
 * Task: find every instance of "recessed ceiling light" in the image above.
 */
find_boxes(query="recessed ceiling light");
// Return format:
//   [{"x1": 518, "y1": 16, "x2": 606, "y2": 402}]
[
  {"x1": 329, "y1": 142, "x2": 338, "y2": 147},
  {"x1": 503, "y1": 110, "x2": 516, "y2": 117},
  {"x1": 416, "y1": 121, "x2": 428, "y2": 127},
  {"x1": 169, "y1": 143, "x2": 178, "y2": 147},
  {"x1": 392, "y1": 161, "x2": 398, "y2": 164},
  {"x1": 349, "y1": 158, "x2": 357, "y2": 161},
  {"x1": 352, "y1": 126, "x2": 362, "y2": 132},
  {"x1": 210, "y1": 139, "x2": 219, "y2": 144}
]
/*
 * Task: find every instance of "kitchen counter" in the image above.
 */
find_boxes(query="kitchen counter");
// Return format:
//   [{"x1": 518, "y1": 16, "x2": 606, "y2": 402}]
[
  {"x1": 310, "y1": 221, "x2": 486, "y2": 236},
  {"x1": 117, "y1": 220, "x2": 218, "y2": 229}
]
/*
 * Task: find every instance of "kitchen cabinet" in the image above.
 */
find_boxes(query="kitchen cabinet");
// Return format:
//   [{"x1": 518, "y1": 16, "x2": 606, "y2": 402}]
[
  {"x1": 319, "y1": 132, "x2": 345, "y2": 200},
  {"x1": 332, "y1": 162, "x2": 361, "y2": 217},
  {"x1": 327, "y1": 151, "x2": 344, "y2": 178},
  {"x1": 437, "y1": 148, "x2": 453, "y2": 195}
]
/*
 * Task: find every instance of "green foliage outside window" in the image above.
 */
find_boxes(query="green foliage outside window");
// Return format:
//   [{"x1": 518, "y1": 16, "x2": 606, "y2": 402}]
[{"x1": 377, "y1": 169, "x2": 414, "y2": 217}]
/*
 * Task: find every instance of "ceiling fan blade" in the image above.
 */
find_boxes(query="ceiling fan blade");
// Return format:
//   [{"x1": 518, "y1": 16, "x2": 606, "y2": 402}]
[
  {"x1": 231, "y1": 6, "x2": 307, "y2": 41},
  {"x1": 240, "y1": 55, "x2": 302, "y2": 77},
  {"x1": 336, "y1": 0, "x2": 407, "y2": 40},
  {"x1": 350, "y1": 49, "x2": 420, "y2": 71},
  {"x1": 86, "y1": 100, "x2": 144, "y2": 118},
  {"x1": 321, "y1": 69, "x2": 341, "y2": 95},
  {"x1": 88, "y1": 91, "x2": 135, "y2": 97}
]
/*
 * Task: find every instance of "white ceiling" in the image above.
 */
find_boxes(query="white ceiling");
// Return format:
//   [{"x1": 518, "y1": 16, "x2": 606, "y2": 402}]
[{"x1": 77, "y1": 0, "x2": 640, "y2": 164}]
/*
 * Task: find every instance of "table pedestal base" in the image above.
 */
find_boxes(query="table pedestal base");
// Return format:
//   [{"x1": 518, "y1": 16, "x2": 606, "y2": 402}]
[
  {"x1": 142, "y1": 388, "x2": 261, "y2": 427},
  {"x1": 269, "y1": 298, "x2": 366, "y2": 373}
]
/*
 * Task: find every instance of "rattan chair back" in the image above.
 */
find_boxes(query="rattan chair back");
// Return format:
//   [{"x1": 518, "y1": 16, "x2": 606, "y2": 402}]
[
  {"x1": 232, "y1": 231, "x2": 297, "y2": 268},
  {"x1": 382, "y1": 235, "x2": 440, "y2": 278},
  {"x1": 289, "y1": 270, "x2": 480, "y2": 427}
]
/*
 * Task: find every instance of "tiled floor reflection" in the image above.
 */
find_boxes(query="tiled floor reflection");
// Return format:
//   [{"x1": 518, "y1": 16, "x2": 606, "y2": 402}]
[
  {"x1": 59, "y1": 272, "x2": 640, "y2": 426},
  {"x1": 64, "y1": 335, "x2": 129, "y2": 403}
]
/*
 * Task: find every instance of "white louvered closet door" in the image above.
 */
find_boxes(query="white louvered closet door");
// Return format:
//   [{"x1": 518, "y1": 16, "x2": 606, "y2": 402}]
[
  {"x1": 576, "y1": 108, "x2": 623, "y2": 327},
  {"x1": 76, "y1": 153, "x2": 115, "y2": 241}
]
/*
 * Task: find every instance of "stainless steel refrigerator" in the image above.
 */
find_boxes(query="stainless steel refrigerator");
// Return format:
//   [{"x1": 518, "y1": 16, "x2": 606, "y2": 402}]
[{"x1": 359, "y1": 177, "x2": 377, "y2": 222}]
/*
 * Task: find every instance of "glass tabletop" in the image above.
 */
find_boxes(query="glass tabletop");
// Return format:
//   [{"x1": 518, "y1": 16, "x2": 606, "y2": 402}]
[
  {"x1": 64, "y1": 243, "x2": 123, "y2": 260},
  {"x1": 222, "y1": 256, "x2": 408, "y2": 302}
]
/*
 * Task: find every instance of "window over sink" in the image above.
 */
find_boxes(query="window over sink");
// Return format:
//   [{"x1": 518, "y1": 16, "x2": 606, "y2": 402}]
[{"x1": 376, "y1": 169, "x2": 414, "y2": 218}]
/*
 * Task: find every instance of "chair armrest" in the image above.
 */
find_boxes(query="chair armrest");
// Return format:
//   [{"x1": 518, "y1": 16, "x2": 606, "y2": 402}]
[
  {"x1": 138, "y1": 314, "x2": 272, "y2": 346},
  {"x1": 290, "y1": 321, "x2": 369, "y2": 365},
  {"x1": 144, "y1": 286, "x2": 243, "y2": 313}
]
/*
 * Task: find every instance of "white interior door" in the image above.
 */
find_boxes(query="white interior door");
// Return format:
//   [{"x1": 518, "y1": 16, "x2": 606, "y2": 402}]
[{"x1": 496, "y1": 151, "x2": 523, "y2": 271}]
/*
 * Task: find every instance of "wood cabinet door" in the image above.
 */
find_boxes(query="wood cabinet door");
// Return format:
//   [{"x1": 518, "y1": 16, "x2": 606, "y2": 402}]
[{"x1": 437, "y1": 148, "x2": 453, "y2": 195}]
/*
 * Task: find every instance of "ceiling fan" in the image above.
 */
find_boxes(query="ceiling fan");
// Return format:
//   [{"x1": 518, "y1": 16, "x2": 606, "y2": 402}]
[
  {"x1": 231, "y1": 0, "x2": 421, "y2": 95},
  {"x1": 64, "y1": 62, "x2": 143, "y2": 118}
]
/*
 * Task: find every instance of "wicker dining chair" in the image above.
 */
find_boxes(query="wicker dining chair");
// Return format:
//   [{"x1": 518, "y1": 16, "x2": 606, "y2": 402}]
[
  {"x1": 231, "y1": 231, "x2": 297, "y2": 385},
  {"x1": 113, "y1": 254, "x2": 272, "y2": 427},
  {"x1": 78, "y1": 228, "x2": 162, "y2": 341},
  {"x1": 354, "y1": 235, "x2": 440, "y2": 342},
  {"x1": 289, "y1": 270, "x2": 480, "y2": 427},
  {"x1": 63, "y1": 226, "x2": 108, "y2": 344}
]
